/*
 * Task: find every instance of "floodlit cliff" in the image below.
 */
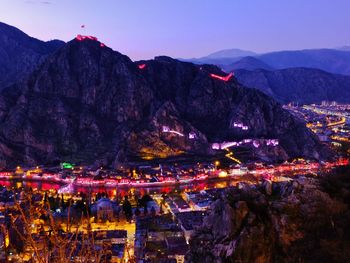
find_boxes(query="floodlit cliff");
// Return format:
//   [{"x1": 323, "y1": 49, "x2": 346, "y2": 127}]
[{"x1": 0, "y1": 37, "x2": 332, "y2": 167}]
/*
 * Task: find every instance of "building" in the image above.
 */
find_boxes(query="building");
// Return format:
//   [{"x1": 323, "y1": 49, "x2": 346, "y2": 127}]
[
  {"x1": 169, "y1": 195, "x2": 191, "y2": 213},
  {"x1": 175, "y1": 211, "x2": 207, "y2": 242},
  {"x1": 91, "y1": 197, "x2": 120, "y2": 222},
  {"x1": 93, "y1": 230, "x2": 127, "y2": 262},
  {"x1": 184, "y1": 191, "x2": 212, "y2": 211},
  {"x1": 135, "y1": 214, "x2": 188, "y2": 263}
]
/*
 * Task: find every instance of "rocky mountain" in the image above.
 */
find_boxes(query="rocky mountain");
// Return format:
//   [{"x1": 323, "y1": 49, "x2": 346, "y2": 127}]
[
  {"x1": 0, "y1": 21, "x2": 65, "y2": 89},
  {"x1": 186, "y1": 168, "x2": 350, "y2": 263},
  {"x1": 235, "y1": 68, "x2": 350, "y2": 104},
  {"x1": 223, "y1": 56, "x2": 273, "y2": 72},
  {"x1": 255, "y1": 49, "x2": 350, "y2": 76},
  {"x1": 203, "y1": 48, "x2": 257, "y2": 59},
  {"x1": 0, "y1": 37, "x2": 332, "y2": 168},
  {"x1": 181, "y1": 49, "x2": 256, "y2": 66},
  {"x1": 186, "y1": 48, "x2": 350, "y2": 76},
  {"x1": 337, "y1": 46, "x2": 350, "y2": 51}
]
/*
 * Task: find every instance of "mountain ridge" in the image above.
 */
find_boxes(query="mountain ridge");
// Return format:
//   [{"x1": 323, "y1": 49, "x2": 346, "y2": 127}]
[
  {"x1": 204, "y1": 48, "x2": 256, "y2": 59},
  {"x1": 224, "y1": 56, "x2": 273, "y2": 71},
  {"x1": 184, "y1": 48, "x2": 350, "y2": 76},
  {"x1": 235, "y1": 67, "x2": 350, "y2": 104},
  {"x1": 0, "y1": 21, "x2": 65, "y2": 89},
  {"x1": 0, "y1": 37, "x2": 331, "y2": 167}
]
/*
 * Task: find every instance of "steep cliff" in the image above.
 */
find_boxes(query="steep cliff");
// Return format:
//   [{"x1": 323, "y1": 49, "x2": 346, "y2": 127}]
[
  {"x1": 187, "y1": 169, "x2": 350, "y2": 263},
  {"x1": 0, "y1": 37, "x2": 332, "y2": 167}
]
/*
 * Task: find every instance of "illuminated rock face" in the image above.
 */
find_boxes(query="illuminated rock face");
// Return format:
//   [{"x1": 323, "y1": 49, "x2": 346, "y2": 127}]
[
  {"x1": 0, "y1": 39, "x2": 332, "y2": 167},
  {"x1": 127, "y1": 101, "x2": 209, "y2": 160}
]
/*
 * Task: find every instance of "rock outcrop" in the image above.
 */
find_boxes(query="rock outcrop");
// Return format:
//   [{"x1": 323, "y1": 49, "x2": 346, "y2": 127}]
[
  {"x1": 186, "y1": 169, "x2": 350, "y2": 263},
  {"x1": 0, "y1": 22, "x2": 64, "y2": 89},
  {"x1": 0, "y1": 37, "x2": 332, "y2": 167}
]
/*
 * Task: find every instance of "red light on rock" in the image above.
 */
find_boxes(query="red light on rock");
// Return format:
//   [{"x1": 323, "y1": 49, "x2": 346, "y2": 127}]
[
  {"x1": 210, "y1": 72, "x2": 234, "y2": 82},
  {"x1": 138, "y1": 64, "x2": 146, "y2": 70},
  {"x1": 75, "y1": 34, "x2": 98, "y2": 41}
]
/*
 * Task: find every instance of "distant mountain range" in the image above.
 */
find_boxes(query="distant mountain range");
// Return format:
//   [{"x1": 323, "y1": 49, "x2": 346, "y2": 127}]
[
  {"x1": 181, "y1": 48, "x2": 256, "y2": 67},
  {"x1": 185, "y1": 48, "x2": 350, "y2": 76},
  {"x1": 337, "y1": 46, "x2": 350, "y2": 51},
  {"x1": 235, "y1": 68, "x2": 350, "y2": 104},
  {"x1": 0, "y1": 22, "x2": 330, "y2": 167},
  {"x1": 225, "y1": 56, "x2": 273, "y2": 71},
  {"x1": 183, "y1": 47, "x2": 350, "y2": 104},
  {"x1": 203, "y1": 48, "x2": 257, "y2": 59},
  {"x1": 253, "y1": 49, "x2": 350, "y2": 76}
]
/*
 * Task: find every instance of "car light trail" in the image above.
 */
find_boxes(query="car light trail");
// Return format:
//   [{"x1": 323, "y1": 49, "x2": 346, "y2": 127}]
[
  {"x1": 225, "y1": 149, "x2": 241, "y2": 164},
  {"x1": 0, "y1": 158, "x2": 347, "y2": 190},
  {"x1": 327, "y1": 116, "x2": 346, "y2": 127}
]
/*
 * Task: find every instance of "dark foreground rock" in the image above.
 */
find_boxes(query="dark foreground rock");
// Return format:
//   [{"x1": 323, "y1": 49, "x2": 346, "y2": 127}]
[{"x1": 186, "y1": 169, "x2": 350, "y2": 263}]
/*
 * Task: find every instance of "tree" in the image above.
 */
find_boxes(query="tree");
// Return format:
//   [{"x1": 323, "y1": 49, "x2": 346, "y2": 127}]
[
  {"x1": 135, "y1": 207, "x2": 141, "y2": 217},
  {"x1": 8, "y1": 193, "x2": 106, "y2": 262},
  {"x1": 151, "y1": 206, "x2": 156, "y2": 217},
  {"x1": 122, "y1": 196, "x2": 133, "y2": 222}
]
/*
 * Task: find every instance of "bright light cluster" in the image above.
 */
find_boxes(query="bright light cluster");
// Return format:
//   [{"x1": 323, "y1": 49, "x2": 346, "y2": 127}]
[
  {"x1": 76, "y1": 35, "x2": 98, "y2": 41},
  {"x1": 162, "y1": 126, "x2": 197, "y2": 139},
  {"x1": 75, "y1": 35, "x2": 106, "y2": 48},
  {"x1": 189, "y1": 132, "x2": 196, "y2": 139},
  {"x1": 162, "y1": 126, "x2": 184, "y2": 137},
  {"x1": 233, "y1": 122, "x2": 249, "y2": 130},
  {"x1": 138, "y1": 64, "x2": 146, "y2": 70},
  {"x1": 212, "y1": 139, "x2": 279, "y2": 150},
  {"x1": 58, "y1": 183, "x2": 74, "y2": 194},
  {"x1": 266, "y1": 139, "x2": 279, "y2": 147}
]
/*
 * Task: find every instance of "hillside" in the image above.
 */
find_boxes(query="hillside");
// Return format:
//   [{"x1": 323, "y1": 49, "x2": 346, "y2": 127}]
[
  {"x1": 0, "y1": 37, "x2": 331, "y2": 167},
  {"x1": 0, "y1": 21, "x2": 65, "y2": 89},
  {"x1": 188, "y1": 48, "x2": 350, "y2": 76},
  {"x1": 256, "y1": 49, "x2": 350, "y2": 76},
  {"x1": 187, "y1": 168, "x2": 350, "y2": 262},
  {"x1": 235, "y1": 68, "x2": 350, "y2": 104},
  {"x1": 223, "y1": 56, "x2": 273, "y2": 71}
]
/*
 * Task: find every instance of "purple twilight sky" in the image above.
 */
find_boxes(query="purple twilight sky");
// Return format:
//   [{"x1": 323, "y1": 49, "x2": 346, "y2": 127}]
[{"x1": 1, "y1": 0, "x2": 350, "y2": 60}]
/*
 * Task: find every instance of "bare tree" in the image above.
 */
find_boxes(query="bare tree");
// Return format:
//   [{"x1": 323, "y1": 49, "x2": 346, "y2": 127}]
[{"x1": 7, "y1": 193, "x2": 110, "y2": 262}]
